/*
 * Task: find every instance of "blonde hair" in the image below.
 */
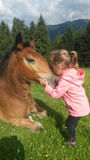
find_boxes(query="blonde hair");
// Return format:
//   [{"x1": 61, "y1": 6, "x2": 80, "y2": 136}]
[{"x1": 50, "y1": 49, "x2": 79, "y2": 70}]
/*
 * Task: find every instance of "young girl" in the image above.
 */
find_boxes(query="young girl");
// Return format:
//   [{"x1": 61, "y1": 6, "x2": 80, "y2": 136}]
[{"x1": 40, "y1": 49, "x2": 90, "y2": 148}]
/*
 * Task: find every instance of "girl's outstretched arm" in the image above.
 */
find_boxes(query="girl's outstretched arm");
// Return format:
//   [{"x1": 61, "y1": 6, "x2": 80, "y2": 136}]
[{"x1": 40, "y1": 78, "x2": 70, "y2": 99}]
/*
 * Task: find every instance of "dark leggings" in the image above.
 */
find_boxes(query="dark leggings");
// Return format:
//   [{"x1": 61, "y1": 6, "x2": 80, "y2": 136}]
[{"x1": 66, "y1": 115, "x2": 81, "y2": 141}]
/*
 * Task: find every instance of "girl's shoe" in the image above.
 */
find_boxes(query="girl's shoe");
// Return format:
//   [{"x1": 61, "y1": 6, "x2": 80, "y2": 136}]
[
  {"x1": 62, "y1": 141, "x2": 77, "y2": 148},
  {"x1": 70, "y1": 141, "x2": 77, "y2": 148}
]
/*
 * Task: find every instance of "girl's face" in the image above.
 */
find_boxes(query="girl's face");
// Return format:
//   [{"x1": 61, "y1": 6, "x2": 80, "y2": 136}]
[{"x1": 52, "y1": 64, "x2": 65, "y2": 76}]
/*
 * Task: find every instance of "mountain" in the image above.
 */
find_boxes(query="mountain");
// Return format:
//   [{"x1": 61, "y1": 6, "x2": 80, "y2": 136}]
[{"x1": 47, "y1": 19, "x2": 90, "y2": 42}]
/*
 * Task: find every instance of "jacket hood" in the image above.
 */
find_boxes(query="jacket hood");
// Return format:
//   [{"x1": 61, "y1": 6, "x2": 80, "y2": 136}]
[{"x1": 61, "y1": 68, "x2": 85, "y2": 87}]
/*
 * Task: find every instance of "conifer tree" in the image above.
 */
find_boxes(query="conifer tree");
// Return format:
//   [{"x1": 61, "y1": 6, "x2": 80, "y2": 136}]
[
  {"x1": 12, "y1": 18, "x2": 26, "y2": 39},
  {"x1": 29, "y1": 21, "x2": 36, "y2": 40},
  {"x1": 21, "y1": 25, "x2": 29, "y2": 42},
  {"x1": 79, "y1": 21, "x2": 90, "y2": 66},
  {"x1": 53, "y1": 35, "x2": 64, "y2": 50},
  {"x1": 84, "y1": 20, "x2": 90, "y2": 66},
  {"x1": 74, "y1": 27, "x2": 82, "y2": 51},
  {"x1": 63, "y1": 26, "x2": 75, "y2": 51},
  {"x1": 53, "y1": 26, "x2": 75, "y2": 51},
  {"x1": 35, "y1": 15, "x2": 51, "y2": 55},
  {"x1": 0, "y1": 21, "x2": 11, "y2": 55}
]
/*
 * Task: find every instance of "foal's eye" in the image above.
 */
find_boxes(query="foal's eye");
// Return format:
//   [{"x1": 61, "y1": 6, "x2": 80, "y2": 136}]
[{"x1": 26, "y1": 58, "x2": 35, "y2": 64}]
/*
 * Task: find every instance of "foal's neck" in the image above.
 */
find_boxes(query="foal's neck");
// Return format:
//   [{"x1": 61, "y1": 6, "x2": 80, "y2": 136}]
[{"x1": 1, "y1": 56, "x2": 31, "y2": 98}]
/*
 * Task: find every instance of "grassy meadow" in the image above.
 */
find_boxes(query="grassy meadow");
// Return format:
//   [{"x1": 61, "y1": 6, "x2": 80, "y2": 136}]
[{"x1": 0, "y1": 68, "x2": 90, "y2": 160}]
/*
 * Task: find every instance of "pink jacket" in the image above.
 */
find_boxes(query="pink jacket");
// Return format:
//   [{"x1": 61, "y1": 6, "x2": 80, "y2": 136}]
[{"x1": 45, "y1": 68, "x2": 90, "y2": 117}]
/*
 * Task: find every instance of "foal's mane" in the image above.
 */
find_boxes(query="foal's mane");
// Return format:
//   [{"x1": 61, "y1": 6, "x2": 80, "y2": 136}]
[
  {"x1": 0, "y1": 33, "x2": 31, "y2": 76},
  {"x1": 0, "y1": 45, "x2": 16, "y2": 75}
]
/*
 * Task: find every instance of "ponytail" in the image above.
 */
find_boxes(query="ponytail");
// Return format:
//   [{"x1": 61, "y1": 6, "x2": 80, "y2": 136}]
[
  {"x1": 69, "y1": 51, "x2": 79, "y2": 69},
  {"x1": 50, "y1": 49, "x2": 79, "y2": 70}
]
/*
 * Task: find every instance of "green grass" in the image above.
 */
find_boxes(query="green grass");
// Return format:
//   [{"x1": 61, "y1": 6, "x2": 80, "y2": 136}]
[{"x1": 0, "y1": 68, "x2": 90, "y2": 160}]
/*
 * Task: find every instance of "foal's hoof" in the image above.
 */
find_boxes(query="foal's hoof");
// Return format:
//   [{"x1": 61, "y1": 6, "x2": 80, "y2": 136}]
[{"x1": 31, "y1": 121, "x2": 43, "y2": 133}]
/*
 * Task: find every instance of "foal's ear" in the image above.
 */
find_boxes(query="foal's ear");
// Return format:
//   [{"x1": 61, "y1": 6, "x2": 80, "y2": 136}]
[
  {"x1": 15, "y1": 32, "x2": 23, "y2": 51},
  {"x1": 30, "y1": 40, "x2": 34, "y2": 49}
]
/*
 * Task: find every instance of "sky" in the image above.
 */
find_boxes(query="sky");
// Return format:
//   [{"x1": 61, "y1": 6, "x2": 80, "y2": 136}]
[{"x1": 0, "y1": 0, "x2": 90, "y2": 27}]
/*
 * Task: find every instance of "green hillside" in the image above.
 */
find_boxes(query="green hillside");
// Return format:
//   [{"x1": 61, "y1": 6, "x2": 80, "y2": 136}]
[{"x1": 47, "y1": 19, "x2": 89, "y2": 41}]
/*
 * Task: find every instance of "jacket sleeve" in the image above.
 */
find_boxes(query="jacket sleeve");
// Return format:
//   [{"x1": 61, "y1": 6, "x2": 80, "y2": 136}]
[{"x1": 45, "y1": 78, "x2": 70, "y2": 99}]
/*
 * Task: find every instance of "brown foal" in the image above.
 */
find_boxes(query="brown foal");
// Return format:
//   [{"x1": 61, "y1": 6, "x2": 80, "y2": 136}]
[{"x1": 0, "y1": 33, "x2": 58, "y2": 132}]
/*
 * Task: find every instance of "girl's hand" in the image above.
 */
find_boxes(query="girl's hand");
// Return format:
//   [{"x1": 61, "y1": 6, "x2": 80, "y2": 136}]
[{"x1": 39, "y1": 79, "x2": 48, "y2": 87}]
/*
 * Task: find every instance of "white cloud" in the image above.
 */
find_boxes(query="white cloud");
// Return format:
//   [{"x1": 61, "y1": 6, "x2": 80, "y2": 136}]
[
  {"x1": 0, "y1": 0, "x2": 14, "y2": 17},
  {"x1": 0, "y1": 0, "x2": 90, "y2": 27},
  {"x1": 75, "y1": 0, "x2": 90, "y2": 5}
]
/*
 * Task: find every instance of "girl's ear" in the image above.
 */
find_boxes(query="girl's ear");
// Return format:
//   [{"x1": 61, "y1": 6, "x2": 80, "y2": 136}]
[{"x1": 30, "y1": 40, "x2": 34, "y2": 49}]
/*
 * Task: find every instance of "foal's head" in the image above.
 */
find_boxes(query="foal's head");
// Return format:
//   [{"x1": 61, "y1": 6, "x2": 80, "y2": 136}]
[{"x1": 5, "y1": 33, "x2": 58, "y2": 87}]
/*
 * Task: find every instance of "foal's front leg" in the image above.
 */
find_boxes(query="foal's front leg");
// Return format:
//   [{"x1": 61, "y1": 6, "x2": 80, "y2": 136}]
[
  {"x1": 28, "y1": 95, "x2": 47, "y2": 117},
  {"x1": 7, "y1": 117, "x2": 42, "y2": 132}
]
